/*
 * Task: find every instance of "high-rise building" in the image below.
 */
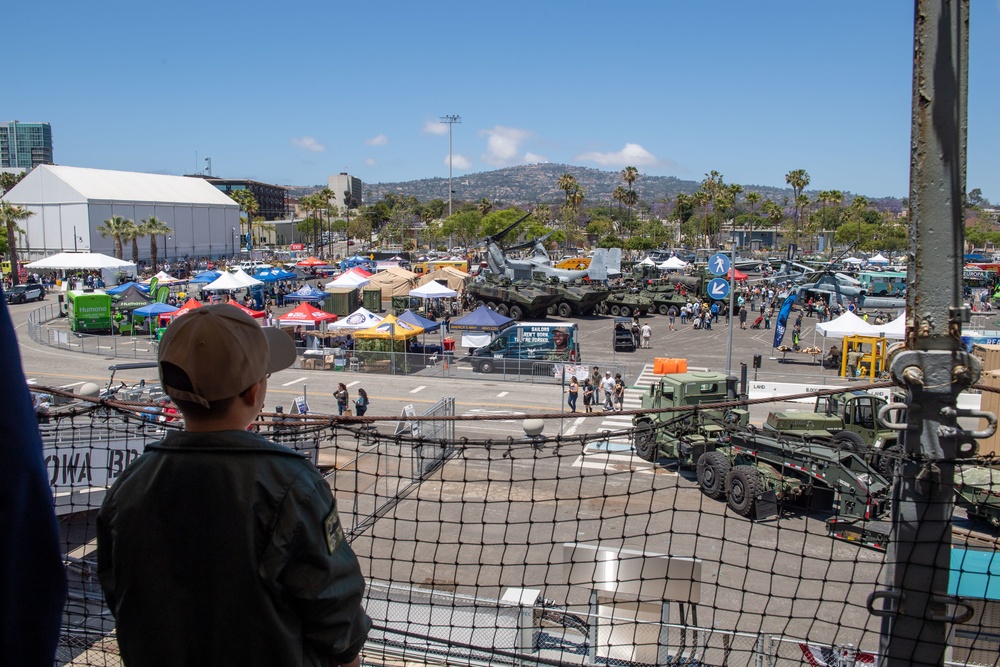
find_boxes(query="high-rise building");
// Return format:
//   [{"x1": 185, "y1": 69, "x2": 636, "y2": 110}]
[
  {"x1": 0, "y1": 121, "x2": 54, "y2": 169},
  {"x1": 328, "y1": 172, "x2": 363, "y2": 210}
]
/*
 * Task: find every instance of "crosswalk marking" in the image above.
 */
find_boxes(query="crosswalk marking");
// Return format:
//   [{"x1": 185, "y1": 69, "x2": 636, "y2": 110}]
[
  {"x1": 410, "y1": 385, "x2": 426, "y2": 393},
  {"x1": 497, "y1": 391, "x2": 509, "y2": 398}
]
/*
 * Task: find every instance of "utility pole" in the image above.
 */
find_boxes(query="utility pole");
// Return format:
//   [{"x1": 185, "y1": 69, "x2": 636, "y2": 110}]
[
  {"x1": 874, "y1": 2, "x2": 991, "y2": 665},
  {"x1": 440, "y1": 115, "x2": 461, "y2": 218}
]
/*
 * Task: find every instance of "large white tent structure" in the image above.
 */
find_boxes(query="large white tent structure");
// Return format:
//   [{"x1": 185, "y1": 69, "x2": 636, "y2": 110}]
[
  {"x1": 1, "y1": 165, "x2": 241, "y2": 262},
  {"x1": 25, "y1": 252, "x2": 135, "y2": 271}
]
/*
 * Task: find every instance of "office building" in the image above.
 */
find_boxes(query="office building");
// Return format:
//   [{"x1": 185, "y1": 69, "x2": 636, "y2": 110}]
[
  {"x1": 0, "y1": 121, "x2": 54, "y2": 169},
  {"x1": 185, "y1": 176, "x2": 289, "y2": 221},
  {"x1": 328, "y1": 172, "x2": 363, "y2": 210}
]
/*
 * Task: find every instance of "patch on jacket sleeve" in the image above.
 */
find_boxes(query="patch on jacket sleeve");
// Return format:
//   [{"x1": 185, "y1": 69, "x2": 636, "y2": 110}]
[{"x1": 324, "y1": 508, "x2": 344, "y2": 554}]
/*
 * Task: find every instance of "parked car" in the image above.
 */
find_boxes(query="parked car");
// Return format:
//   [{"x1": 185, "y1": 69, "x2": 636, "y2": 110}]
[{"x1": 5, "y1": 283, "x2": 46, "y2": 304}]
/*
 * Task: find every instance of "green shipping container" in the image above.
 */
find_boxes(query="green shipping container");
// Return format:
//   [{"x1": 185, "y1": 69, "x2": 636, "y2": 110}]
[
  {"x1": 362, "y1": 286, "x2": 383, "y2": 313},
  {"x1": 323, "y1": 287, "x2": 360, "y2": 317}
]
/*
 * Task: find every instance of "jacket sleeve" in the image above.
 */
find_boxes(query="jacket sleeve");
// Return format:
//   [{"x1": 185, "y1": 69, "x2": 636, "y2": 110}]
[{"x1": 262, "y1": 470, "x2": 372, "y2": 664}]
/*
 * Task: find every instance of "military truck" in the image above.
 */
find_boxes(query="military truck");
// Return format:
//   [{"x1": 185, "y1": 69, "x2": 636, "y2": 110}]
[
  {"x1": 466, "y1": 273, "x2": 561, "y2": 320},
  {"x1": 762, "y1": 390, "x2": 901, "y2": 477},
  {"x1": 631, "y1": 372, "x2": 892, "y2": 533},
  {"x1": 632, "y1": 372, "x2": 749, "y2": 464}
]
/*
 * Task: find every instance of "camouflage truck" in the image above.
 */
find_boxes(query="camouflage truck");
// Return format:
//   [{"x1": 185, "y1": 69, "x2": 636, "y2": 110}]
[
  {"x1": 762, "y1": 390, "x2": 901, "y2": 477},
  {"x1": 467, "y1": 273, "x2": 561, "y2": 320}
]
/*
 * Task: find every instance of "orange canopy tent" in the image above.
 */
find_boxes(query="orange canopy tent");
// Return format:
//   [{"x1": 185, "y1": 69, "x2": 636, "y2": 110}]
[{"x1": 295, "y1": 256, "x2": 329, "y2": 268}]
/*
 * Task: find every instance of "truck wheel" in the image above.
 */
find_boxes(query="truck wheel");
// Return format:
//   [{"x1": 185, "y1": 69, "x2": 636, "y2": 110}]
[
  {"x1": 558, "y1": 302, "x2": 573, "y2": 318},
  {"x1": 547, "y1": 304, "x2": 557, "y2": 316},
  {"x1": 832, "y1": 431, "x2": 866, "y2": 453},
  {"x1": 726, "y1": 465, "x2": 764, "y2": 518},
  {"x1": 610, "y1": 305, "x2": 621, "y2": 316},
  {"x1": 658, "y1": 304, "x2": 669, "y2": 315},
  {"x1": 478, "y1": 360, "x2": 494, "y2": 374},
  {"x1": 509, "y1": 305, "x2": 524, "y2": 320},
  {"x1": 697, "y1": 451, "x2": 731, "y2": 499},
  {"x1": 619, "y1": 306, "x2": 631, "y2": 317},
  {"x1": 496, "y1": 304, "x2": 510, "y2": 317},
  {"x1": 634, "y1": 421, "x2": 657, "y2": 462},
  {"x1": 877, "y1": 444, "x2": 903, "y2": 478}
]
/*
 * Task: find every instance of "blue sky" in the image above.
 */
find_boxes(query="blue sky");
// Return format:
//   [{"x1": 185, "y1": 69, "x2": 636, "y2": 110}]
[{"x1": 7, "y1": 1, "x2": 999, "y2": 202}]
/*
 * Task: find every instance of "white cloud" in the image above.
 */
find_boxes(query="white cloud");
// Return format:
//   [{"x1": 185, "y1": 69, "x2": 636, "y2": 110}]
[
  {"x1": 444, "y1": 153, "x2": 471, "y2": 170},
  {"x1": 575, "y1": 142, "x2": 659, "y2": 168},
  {"x1": 364, "y1": 157, "x2": 377, "y2": 167},
  {"x1": 423, "y1": 120, "x2": 449, "y2": 135},
  {"x1": 479, "y1": 126, "x2": 532, "y2": 166},
  {"x1": 291, "y1": 136, "x2": 326, "y2": 152},
  {"x1": 523, "y1": 152, "x2": 547, "y2": 164},
  {"x1": 365, "y1": 134, "x2": 389, "y2": 146}
]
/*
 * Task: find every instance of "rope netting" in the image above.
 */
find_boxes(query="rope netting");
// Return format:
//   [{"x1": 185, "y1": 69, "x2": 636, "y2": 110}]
[{"x1": 35, "y1": 384, "x2": 1000, "y2": 667}]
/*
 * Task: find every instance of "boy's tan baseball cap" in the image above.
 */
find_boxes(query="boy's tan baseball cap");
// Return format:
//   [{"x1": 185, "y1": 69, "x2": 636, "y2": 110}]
[{"x1": 158, "y1": 303, "x2": 296, "y2": 407}]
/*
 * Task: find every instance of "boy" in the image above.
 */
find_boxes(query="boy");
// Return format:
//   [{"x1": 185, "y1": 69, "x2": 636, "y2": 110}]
[{"x1": 98, "y1": 305, "x2": 370, "y2": 667}]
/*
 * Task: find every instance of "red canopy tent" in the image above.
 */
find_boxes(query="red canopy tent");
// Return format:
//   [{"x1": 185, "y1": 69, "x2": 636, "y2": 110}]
[
  {"x1": 225, "y1": 302, "x2": 266, "y2": 319},
  {"x1": 277, "y1": 303, "x2": 338, "y2": 328},
  {"x1": 345, "y1": 266, "x2": 372, "y2": 278},
  {"x1": 726, "y1": 268, "x2": 749, "y2": 281},
  {"x1": 160, "y1": 297, "x2": 203, "y2": 323}
]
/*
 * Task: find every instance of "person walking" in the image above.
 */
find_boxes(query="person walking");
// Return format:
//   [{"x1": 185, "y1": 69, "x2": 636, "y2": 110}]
[
  {"x1": 334, "y1": 382, "x2": 350, "y2": 415},
  {"x1": 590, "y1": 365, "x2": 602, "y2": 390},
  {"x1": 566, "y1": 376, "x2": 579, "y2": 413},
  {"x1": 640, "y1": 322, "x2": 652, "y2": 349},
  {"x1": 613, "y1": 373, "x2": 625, "y2": 411},
  {"x1": 739, "y1": 305, "x2": 748, "y2": 330},
  {"x1": 600, "y1": 371, "x2": 615, "y2": 411},
  {"x1": 667, "y1": 305, "x2": 678, "y2": 331},
  {"x1": 582, "y1": 379, "x2": 595, "y2": 413},
  {"x1": 354, "y1": 388, "x2": 369, "y2": 417}
]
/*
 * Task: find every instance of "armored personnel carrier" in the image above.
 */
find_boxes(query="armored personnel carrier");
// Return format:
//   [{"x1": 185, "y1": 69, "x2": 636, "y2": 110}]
[
  {"x1": 640, "y1": 282, "x2": 690, "y2": 315},
  {"x1": 467, "y1": 273, "x2": 561, "y2": 320},
  {"x1": 597, "y1": 291, "x2": 654, "y2": 317},
  {"x1": 525, "y1": 274, "x2": 609, "y2": 317}
]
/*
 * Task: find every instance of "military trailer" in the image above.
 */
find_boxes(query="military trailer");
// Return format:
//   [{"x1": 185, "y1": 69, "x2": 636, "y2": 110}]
[{"x1": 762, "y1": 390, "x2": 901, "y2": 477}]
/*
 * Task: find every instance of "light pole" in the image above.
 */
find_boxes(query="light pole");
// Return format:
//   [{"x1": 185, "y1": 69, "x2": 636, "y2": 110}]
[
  {"x1": 167, "y1": 236, "x2": 172, "y2": 264},
  {"x1": 440, "y1": 115, "x2": 461, "y2": 218},
  {"x1": 232, "y1": 227, "x2": 237, "y2": 259}
]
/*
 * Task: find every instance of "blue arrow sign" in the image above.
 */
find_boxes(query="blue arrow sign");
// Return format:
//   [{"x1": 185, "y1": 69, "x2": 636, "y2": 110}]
[
  {"x1": 708, "y1": 277, "x2": 730, "y2": 300},
  {"x1": 708, "y1": 253, "x2": 731, "y2": 276}
]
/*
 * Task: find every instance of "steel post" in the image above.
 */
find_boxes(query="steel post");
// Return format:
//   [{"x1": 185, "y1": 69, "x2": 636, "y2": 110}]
[{"x1": 875, "y1": 2, "x2": 978, "y2": 665}]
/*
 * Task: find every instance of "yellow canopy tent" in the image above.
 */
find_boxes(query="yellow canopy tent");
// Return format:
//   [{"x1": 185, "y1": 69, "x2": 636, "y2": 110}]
[
  {"x1": 353, "y1": 314, "x2": 424, "y2": 340},
  {"x1": 352, "y1": 314, "x2": 425, "y2": 374}
]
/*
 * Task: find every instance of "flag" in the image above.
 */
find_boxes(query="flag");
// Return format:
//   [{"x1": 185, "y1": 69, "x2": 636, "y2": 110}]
[
  {"x1": 772, "y1": 291, "x2": 798, "y2": 348},
  {"x1": 799, "y1": 643, "x2": 875, "y2": 666}
]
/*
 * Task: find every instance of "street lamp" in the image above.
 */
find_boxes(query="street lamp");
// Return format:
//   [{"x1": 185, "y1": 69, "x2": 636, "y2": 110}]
[
  {"x1": 232, "y1": 227, "x2": 237, "y2": 258},
  {"x1": 167, "y1": 236, "x2": 172, "y2": 264}
]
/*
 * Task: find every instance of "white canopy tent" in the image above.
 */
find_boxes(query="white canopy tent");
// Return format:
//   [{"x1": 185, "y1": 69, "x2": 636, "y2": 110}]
[
  {"x1": 203, "y1": 271, "x2": 259, "y2": 291},
  {"x1": 868, "y1": 253, "x2": 890, "y2": 264},
  {"x1": 841, "y1": 257, "x2": 864, "y2": 264},
  {"x1": 145, "y1": 271, "x2": 184, "y2": 285},
  {"x1": 638, "y1": 257, "x2": 657, "y2": 266},
  {"x1": 230, "y1": 268, "x2": 263, "y2": 286},
  {"x1": 659, "y1": 256, "x2": 688, "y2": 270},
  {"x1": 409, "y1": 281, "x2": 458, "y2": 298},
  {"x1": 815, "y1": 311, "x2": 881, "y2": 338},
  {"x1": 325, "y1": 272, "x2": 371, "y2": 289},
  {"x1": 25, "y1": 252, "x2": 135, "y2": 271},
  {"x1": 329, "y1": 307, "x2": 384, "y2": 330},
  {"x1": 870, "y1": 313, "x2": 906, "y2": 340}
]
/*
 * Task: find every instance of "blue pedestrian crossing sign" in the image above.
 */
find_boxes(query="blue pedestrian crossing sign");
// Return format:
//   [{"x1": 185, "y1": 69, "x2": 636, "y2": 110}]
[
  {"x1": 708, "y1": 277, "x2": 730, "y2": 300},
  {"x1": 708, "y1": 253, "x2": 730, "y2": 276}
]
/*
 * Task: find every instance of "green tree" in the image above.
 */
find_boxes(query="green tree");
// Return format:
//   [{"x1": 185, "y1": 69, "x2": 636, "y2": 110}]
[
  {"x1": 477, "y1": 198, "x2": 494, "y2": 216},
  {"x1": 139, "y1": 215, "x2": 173, "y2": 268},
  {"x1": 96, "y1": 215, "x2": 132, "y2": 259},
  {"x1": 0, "y1": 171, "x2": 26, "y2": 195},
  {"x1": 557, "y1": 173, "x2": 580, "y2": 207},
  {"x1": 120, "y1": 218, "x2": 141, "y2": 265},
  {"x1": 785, "y1": 168, "x2": 811, "y2": 246},
  {"x1": 744, "y1": 191, "x2": 761, "y2": 247},
  {"x1": 0, "y1": 202, "x2": 32, "y2": 285},
  {"x1": 762, "y1": 200, "x2": 784, "y2": 250},
  {"x1": 228, "y1": 190, "x2": 259, "y2": 246},
  {"x1": 441, "y1": 210, "x2": 483, "y2": 248},
  {"x1": 621, "y1": 166, "x2": 638, "y2": 224}
]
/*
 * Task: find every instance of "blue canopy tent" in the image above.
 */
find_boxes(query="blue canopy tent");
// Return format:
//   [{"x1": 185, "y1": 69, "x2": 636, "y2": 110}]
[
  {"x1": 131, "y1": 302, "x2": 179, "y2": 337},
  {"x1": 253, "y1": 268, "x2": 297, "y2": 283},
  {"x1": 340, "y1": 255, "x2": 375, "y2": 271},
  {"x1": 283, "y1": 286, "x2": 328, "y2": 302},
  {"x1": 449, "y1": 305, "x2": 515, "y2": 350},
  {"x1": 188, "y1": 270, "x2": 222, "y2": 284},
  {"x1": 106, "y1": 281, "x2": 150, "y2": 295},
  {"x1": 398, "y1": 309, "x2": 441, "y2": 333}
]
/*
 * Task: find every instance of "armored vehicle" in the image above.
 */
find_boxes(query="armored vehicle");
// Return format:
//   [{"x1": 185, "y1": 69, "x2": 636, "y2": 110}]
[
  {"x1": 640, "y1": 283, "x2": 689, "y2": 315},
  {"x1": 467, "y1": 273, "x2": 561, "y2": 320},
  {"x1": 762, "y1": 390, "x2": 901, "y2": 476},
  {"x1": 598, "y1": 291, "x2": 654, "y2": 317},
  {"x1": 525, "y1": 275, "x2": 609, "y2": 317}
]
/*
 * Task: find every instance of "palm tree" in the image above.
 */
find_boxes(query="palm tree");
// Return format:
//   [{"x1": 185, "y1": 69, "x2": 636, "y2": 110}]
[
  {"x1": 745, "y1": 191, "x2": 761, "y2": 248},
  {"x1": 796, "y1": 194, "x2": 813, "y2": 251},
  {"x1": 693, "y1": 190, "x2": 711, "y2": 246},
  {"x1": 96, "y1": 215, "x2": 131, "y2": 259},
  {"x1": 477, "y1": 198, "x2": 494, "y2": 216},
  {"x1": 0, "y1": 202, "x2": 32, "y2": 286},
  {"x1": 726, "y1": 183, "x2": 743, "y2": 246},
  {"x1": 621, "y1": 166, "x2": 638, "y2": 223},
  {"x1": 228, "y1": 190, "x2": 259, "y2": 249},
  {"x1": 785, "y1": 168, "x2": 811, "y2": 246},
  {"x1": 140, "y1": 216, "x2": 173, "y2": 269},
  {"x1": 557, "y1": 174, "x2": 579, "y2": 207},
  {"x1": 762, "y1": 200, "x2": 784, "y2": 250},
  {"x1": 119, "y1": 219, "x2": 141, "y2": 265}
]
